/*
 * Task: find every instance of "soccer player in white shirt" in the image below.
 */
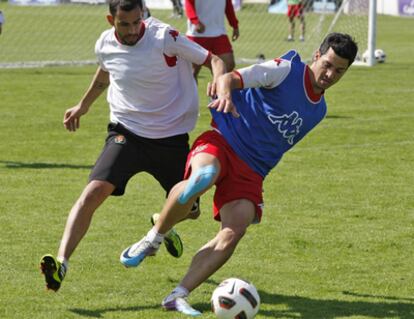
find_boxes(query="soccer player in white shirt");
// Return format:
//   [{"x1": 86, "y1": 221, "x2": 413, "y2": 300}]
[
  {"x1": 40, "y1": 0, "x2": 227, "y2": 293},
  {"x1": 185, "y1": 0, "x2": 240, "y2": 81}
]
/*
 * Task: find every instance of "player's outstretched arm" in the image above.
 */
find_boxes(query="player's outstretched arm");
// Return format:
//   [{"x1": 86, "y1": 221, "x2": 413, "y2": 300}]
[
  {"x1": 208, "y1": 71, "x2": 242, "y2": 118},
  {"x1": 204, "y1": 54, "x2": 226, "y2": 97},
  {"x1": 63, "y1": 67, "x2": 109, "y2": 132}
]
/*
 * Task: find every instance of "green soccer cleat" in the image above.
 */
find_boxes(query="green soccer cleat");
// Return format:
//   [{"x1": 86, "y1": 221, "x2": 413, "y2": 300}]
[
  {"x1": 40, "y1": 254, "x2": 66, "y2": 292},
  {"x1": 151, "y1": 213, "x2": 183, "y2": 258}
]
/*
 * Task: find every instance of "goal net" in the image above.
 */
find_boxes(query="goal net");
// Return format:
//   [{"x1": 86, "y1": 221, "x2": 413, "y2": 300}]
[
  {"x1": 234, "y1": 0, "x2": 370, "y2": 64},
  {"x1": 0, "y1": 0, "x2": 370, "y2": 68}
]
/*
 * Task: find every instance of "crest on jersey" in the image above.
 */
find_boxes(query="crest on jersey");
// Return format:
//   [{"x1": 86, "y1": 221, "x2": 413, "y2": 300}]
[
  {"x1": 169, "y1": 29, "x2": 179, "y2": 42},
  {"x1": 268, "y1": 111, "x2": 303, "y2": 145},
  {"x1": 114, "y1": 135, "x2": 126, "y2": 144},
  {"x1": 274, "y1": 58, "x2": 282, "y2": 65}
]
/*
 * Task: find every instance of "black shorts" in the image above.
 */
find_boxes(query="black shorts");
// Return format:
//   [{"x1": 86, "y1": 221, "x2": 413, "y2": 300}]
[{"x1": 89, "y1": 122, "x2": 190, "y2": 196}]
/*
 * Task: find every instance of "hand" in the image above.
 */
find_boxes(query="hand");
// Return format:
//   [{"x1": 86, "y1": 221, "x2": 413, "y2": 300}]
[
  {"x1": 232, "y1": 28, "x2": 239, "y2": 42},
  {"x1": 195, "y1": 21, "x2": 205, "y2": 33},
  {"x1": 207, "y1": 81, "x2": 217, "y2": 98},
  {"x1": 63, "y1": 104, "x2": 89, "y2": 132},
  {"x1": 207, "y1": 94, "x2": 239, "y2": 118}
]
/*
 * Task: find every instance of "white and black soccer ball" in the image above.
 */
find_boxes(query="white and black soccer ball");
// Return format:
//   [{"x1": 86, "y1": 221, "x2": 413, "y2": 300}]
[
  {"x1": 211, "y1": 278, "x2": 260, "y2": 319},
  {"x1": 362, "y1": 48, "x2": 386, "y2": 63}
]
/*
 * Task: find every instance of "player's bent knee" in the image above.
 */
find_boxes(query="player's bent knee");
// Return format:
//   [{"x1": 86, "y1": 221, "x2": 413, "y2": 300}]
[
  {"x1": 83, "y1": 181, "x2": 113, "y2": 202},
  {"x1": 226, "y1": 227, "x2": 247, "y2": 242},
  {"x1": 178, "y1": 165, "x2": 217, "y2": 204}
]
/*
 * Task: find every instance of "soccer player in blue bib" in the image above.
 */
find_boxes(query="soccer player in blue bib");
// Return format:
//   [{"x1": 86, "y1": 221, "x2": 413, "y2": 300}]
[{"x1": 121, "y1": 32, "x2": 358, "y2": 316}]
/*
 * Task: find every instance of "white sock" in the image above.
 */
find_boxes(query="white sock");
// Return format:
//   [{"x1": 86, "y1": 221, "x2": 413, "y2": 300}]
[
  {"x1": 172, "y1": 285, "x2": 189, "y2": 297},
  {"x1": 146, "y1": 227, "x2": 164, "y2": 247},
  {"x1": 164, "y1": 285, "x2": 189, "y2": 304},
  {"x1": 57, "y1": 257, "x2": 69, "y2": 271}
]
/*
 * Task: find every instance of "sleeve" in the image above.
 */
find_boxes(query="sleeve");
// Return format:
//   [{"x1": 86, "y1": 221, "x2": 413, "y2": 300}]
[
  {"x1": 0, "y1": 12, "x2": 4, "y2": 25},
  {"x1": 237, "y1": 59, "x2": 291, "y2": 89},
  {"x1": 94, "y1": 36, "x2": 108, "y2": 72},
  {"x1": 225, "y1": 0, "x2": 239, "y2": 29},
  {"x1": 163, "y1": 28, "x2": 210, "y2": 66},
  {"x1": 185, "y1": 0, "x2": 199, "y2": 25}
]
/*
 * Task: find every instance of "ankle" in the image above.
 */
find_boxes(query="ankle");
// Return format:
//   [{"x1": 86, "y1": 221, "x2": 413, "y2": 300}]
[
  {"x1": 146, "y1": 227, "x2": 164, "y2": 247},
  {"x1": 57, "y1": 256, "x2": 69, "y2": 270},
  {"x1": 163, "y1": 285, "x2": 189, "y2": 304},
  {"x1": 172, "y1": 285, "x2": 189, "y2": 297}
]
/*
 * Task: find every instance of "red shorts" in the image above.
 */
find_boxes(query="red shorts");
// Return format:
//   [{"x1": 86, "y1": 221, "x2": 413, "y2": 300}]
[
  {"x1": 287, "y1": 4, "x2": 304, "y2": 18},
  {"x1": 184, "y1": 130, "x2": 264, "y2": 223},
  {"x1": 187, "y1": 35, "x2": 233, "y2": 56}
]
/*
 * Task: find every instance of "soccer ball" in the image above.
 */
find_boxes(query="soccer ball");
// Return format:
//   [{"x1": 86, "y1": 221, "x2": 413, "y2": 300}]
[
  {"x1": 362, "y1": 48, "x2": 386, "y2": 63},
  {"x1": 211, "y1": 278, "x2": 260, "y2": 319}
]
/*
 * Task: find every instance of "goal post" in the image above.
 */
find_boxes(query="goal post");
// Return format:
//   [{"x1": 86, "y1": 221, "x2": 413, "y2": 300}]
[
  {"x1": 367, "y1": 0, "x2": 377, "y2": 66},
  {"x1": 0, "y1": 0, "x2": 376, "y2": 68}
]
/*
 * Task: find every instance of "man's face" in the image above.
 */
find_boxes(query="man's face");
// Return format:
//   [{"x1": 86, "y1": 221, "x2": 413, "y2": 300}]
[
  {"x1": 311, "y1": 47, "x2": 350, "y2": 92},
  {"x1": 107, "y1": 6, "x2": 143, "y2": 45}
]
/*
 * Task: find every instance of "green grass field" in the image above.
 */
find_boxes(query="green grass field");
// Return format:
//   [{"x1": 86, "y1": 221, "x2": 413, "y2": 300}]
[{"x1": 0, "y1": 13, "x2": 413, "y2": 319}]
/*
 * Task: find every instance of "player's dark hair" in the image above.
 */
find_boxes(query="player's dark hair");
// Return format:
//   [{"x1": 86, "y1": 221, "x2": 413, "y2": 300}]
[
  {"x1": 109, "y1": 0, "x2": 143, "y2": 16},
  {"x1": 319, "y1": 33, "x2": 358, "y2": 66}
]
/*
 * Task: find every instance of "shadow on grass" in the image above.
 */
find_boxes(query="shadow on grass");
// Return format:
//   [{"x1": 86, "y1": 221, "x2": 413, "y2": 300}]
[
  {"x1": 70, "y1": 304, "x2": 160, "y2": 318},
  {"x1": 342, "y1": 291, "x2": 414, "y2": 303},
  {"x1": 0, "y1": 160, "x2": 92, "y2": 170},
  {"x1": 325, "y1": 115, "x2": 353, "y2": 119},
  {"x1": 255, "y1": 290, "x2": 414, "y2": 319},
  {"x1": 69, "y1": 289, "x2": 414, "y2": 318}
]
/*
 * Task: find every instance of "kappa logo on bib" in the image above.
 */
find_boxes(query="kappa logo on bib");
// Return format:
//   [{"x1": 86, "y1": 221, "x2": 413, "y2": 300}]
[
  {"x1": 114, "y1": 135, "x2": 126, "y2": 145},
  {"x1": 268, "y1": 111, "x2": 303, "y2": 145}
]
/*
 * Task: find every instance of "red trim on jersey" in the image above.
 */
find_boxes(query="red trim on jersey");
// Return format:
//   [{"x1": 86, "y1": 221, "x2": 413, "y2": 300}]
[
  {"x1": 114, "y1": 31, "x2": 121, "y2": 44},
  {"x1": 304, "y1": 65, "x2": 324, "y2": 102},
  {"x1": 225, "y1": 0, "x2": 239, "y2": 29},
  {"x1": 163, "y1": 27, "x2": 180, "y2": 67},
  {"x1": 202, "y1": 51, "x2": 212, "y2": 66},
  {"x1": 185, "y1": 0, "x2": 199, "y2": 25},
  {"x1": 164, "y1": 54, "x2": 177, "y2": 67},
  {"x1": 137, "y1": 21, "x2": 146, "y2": 41},
  {"x1": 233, "y1": 70, "x2": 244, "y2": 89}
]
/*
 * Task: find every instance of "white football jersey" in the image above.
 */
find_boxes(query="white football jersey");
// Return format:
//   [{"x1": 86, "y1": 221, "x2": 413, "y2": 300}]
[
  {"x1": 95, "y1": 17, "x2": 210, "y2": 139},
  {"x1": 237, "y1": 58, "x2": 291, "y2": 89}
]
